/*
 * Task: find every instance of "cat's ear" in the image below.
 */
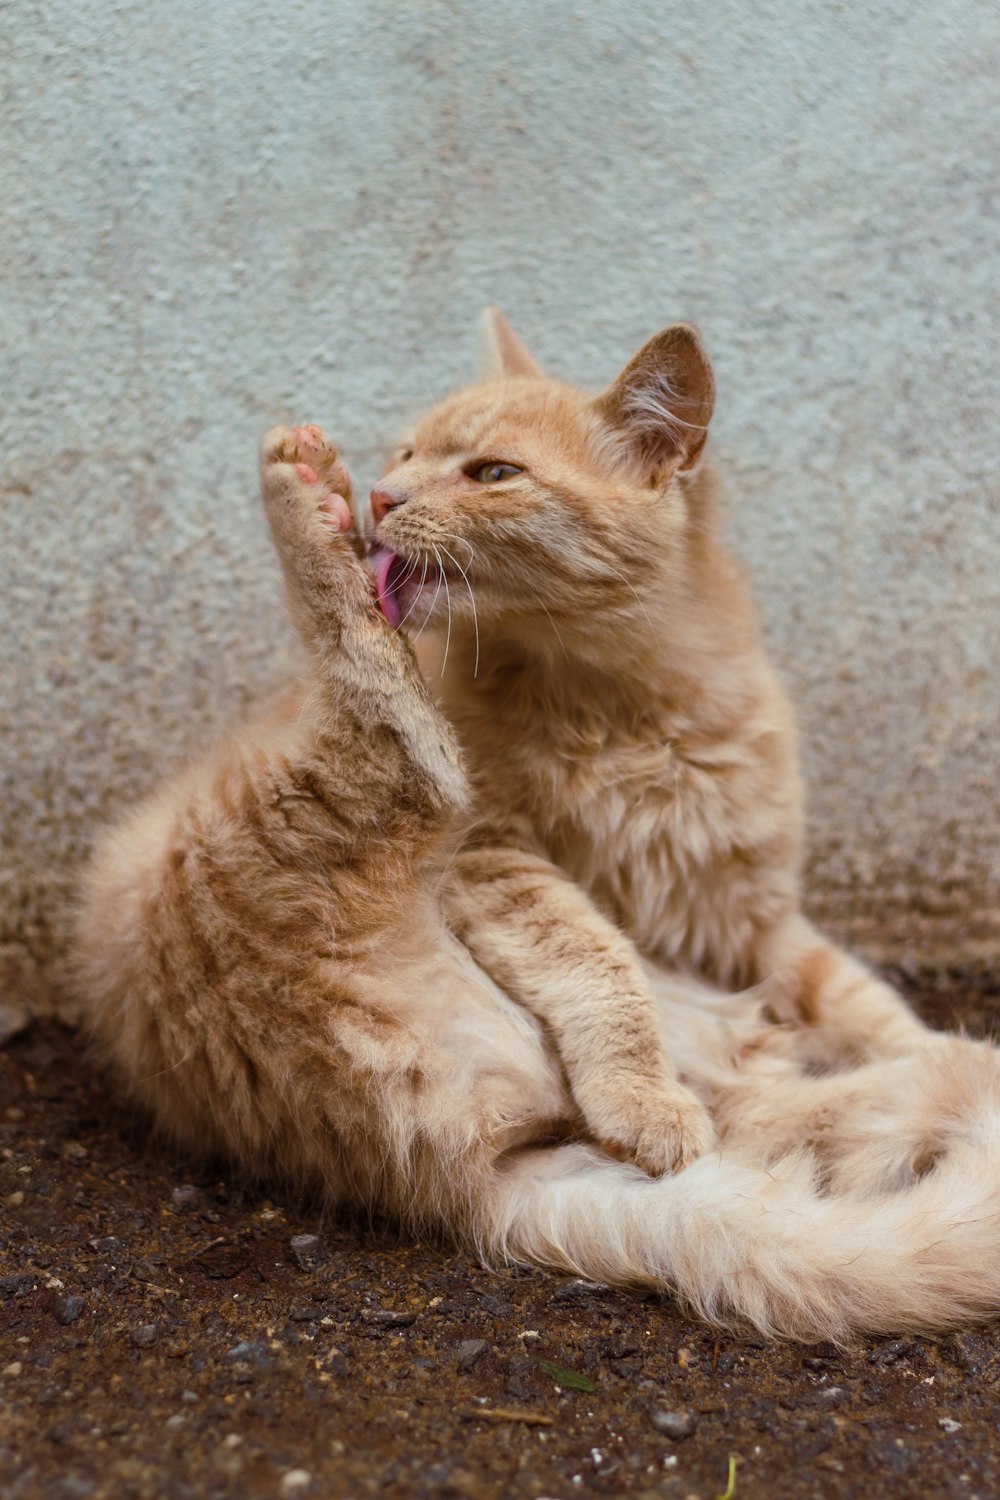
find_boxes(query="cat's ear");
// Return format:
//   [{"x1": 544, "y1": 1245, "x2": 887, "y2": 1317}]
[
  {"x1": 595, "y1": 324, "x2": 715, "y2": 480},
  {"x1": 482, "y1": 306, "x2": 545, "y2": 379}
]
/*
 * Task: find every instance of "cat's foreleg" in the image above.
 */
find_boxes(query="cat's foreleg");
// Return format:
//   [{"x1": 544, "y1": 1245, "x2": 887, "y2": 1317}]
[
  {"x1": 445, "y1": 843, "x2": 716, "y2": 1176},
  {"x1": 259, "y1": 426, "x2": 467, "y2": 816}
]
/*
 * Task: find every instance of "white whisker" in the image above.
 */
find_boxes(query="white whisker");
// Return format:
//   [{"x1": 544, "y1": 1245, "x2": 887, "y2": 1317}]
[
  {"x1": 413, "y1": 555, "x2": 445, "y2": 644},
  {"x1": 437, "y1": 545, "x2": 454, "y2": 676},
  {"x1": 438, "y1": 543, "x2": 481, "y2": 680},
  {"x1": 397, "y1": 555, "x2": 430, "y2": 630},
  {"x1": 436, "y1": 530, "x2": 475, "y2": 567},
  {"x1": 603, "y1": 561, "x2": 658, "y2": 642}
]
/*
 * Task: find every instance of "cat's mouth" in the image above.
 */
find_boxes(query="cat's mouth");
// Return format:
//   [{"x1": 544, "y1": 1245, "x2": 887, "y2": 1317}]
[
  {"x1": 371, "y1": 548, "x2": 410, "y2": 629},
  {"x1": 369, "y1": 547, "x2": 451, "y2": 629}
]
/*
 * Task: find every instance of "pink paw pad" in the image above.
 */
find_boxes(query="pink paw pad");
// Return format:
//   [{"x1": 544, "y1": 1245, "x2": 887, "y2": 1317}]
[
  {"x1": 293, "y1": 424, "x2": 327, "y2": 452},
  {"x1": 295, "y1": 462, "x2": 320, "y2": 485},
  {"x1": 319, "y1": 493, "x2": 352, "y2": 532}
]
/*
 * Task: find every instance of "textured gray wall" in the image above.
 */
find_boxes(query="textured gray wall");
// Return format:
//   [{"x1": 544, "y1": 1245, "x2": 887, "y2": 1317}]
[{"x1": 3, "y1": 0, "x2": 999, "y2": 1013}]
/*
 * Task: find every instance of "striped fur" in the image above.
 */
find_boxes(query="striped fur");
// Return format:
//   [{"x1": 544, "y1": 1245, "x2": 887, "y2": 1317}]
[{"x1": 71, "y1": 390, "x2": 1000, "y2": 1342}]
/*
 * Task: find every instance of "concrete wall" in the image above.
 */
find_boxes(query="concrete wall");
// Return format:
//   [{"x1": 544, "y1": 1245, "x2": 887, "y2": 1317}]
[{"x1": 3, "y1": 0, "x2": 999, "y2": 1014}]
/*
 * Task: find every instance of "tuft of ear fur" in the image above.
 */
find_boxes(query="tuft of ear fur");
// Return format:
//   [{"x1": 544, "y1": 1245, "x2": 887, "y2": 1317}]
[
  {"x1": 595, "y1": 324, "x2": 715, "y2": 481},
  {"x1": 482, "y1": 307, "x2": 545, "y2": 379}
]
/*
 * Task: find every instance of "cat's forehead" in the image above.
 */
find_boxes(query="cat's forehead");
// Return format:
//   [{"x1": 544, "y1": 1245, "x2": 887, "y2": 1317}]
[{"x1": 412, "y1": 379, "x2": 589, "y2": 456}]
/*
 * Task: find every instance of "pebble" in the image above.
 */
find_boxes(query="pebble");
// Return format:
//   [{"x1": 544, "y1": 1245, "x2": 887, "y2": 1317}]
[
  {"x1": 939, "y1": 1417, "x2": 962, "y2": 1434},
  {"x1": 455, "y1": 1338, "x2": 489, "y2": 1370},
  {"x1": 89, "y1": 1237, "x2": 123, "y2": 1255},
  {"x1": 52, "y1": 1294, "x2": 86, "y2": 1326},
  {"x1": 0, "y1": 1002, "x2": 31, "y2": 1046},
  {"x1": 62, "y1": 1142, "x2": 89, "y2": 1164},
  {"x1": 650, "y1": 1409, "x2": 697, "y2": 1440},
  {"x1": 552, "y1": 1279, "x2": 611, "y2": 1303},
  {"x1": 223, "y1": 1340, "x2": 274, "y2": 1369},
  {"x1": 130, "y1": 1324, "x2": 158, "y2": 1348},
  {"x1": 360, "y1": 1308, "x2": 417, "y2": 1329},
  {"x1": 171, "y1": 1184, "x2": 202, "y2": 1212},
  {"x1": 869, "y1": 1339, "x2": 911, "y2": 1367},
  {"x1": 281, "y1": 1471, "x2": 312, "y2": 1494},
  {"x1": 289, "y1": 1234, "x2": 324, "y2": 1271},
  {"x1": 814, "y1": 1386, "x2": 849, "y2": 1404},
  {"x1": 0, "y1": 1274, "x2": 38, "y2": 1300},
  {"x1": 3, "y1": 1362, "x2": 23, "y2": 1377}
]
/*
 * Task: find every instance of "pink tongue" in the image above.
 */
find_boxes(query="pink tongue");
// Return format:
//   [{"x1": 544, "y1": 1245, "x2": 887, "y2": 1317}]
[{"x1": 372, "y1": 548, "x2": 407, "y2": 628}]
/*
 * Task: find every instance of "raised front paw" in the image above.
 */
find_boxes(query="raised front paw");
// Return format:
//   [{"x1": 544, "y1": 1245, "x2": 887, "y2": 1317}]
[
  {"x1": 261, "y1": 424, "x2": 354, "y2": 527},
  {"x1": 592, "y1": 1077, "x2": 716, "y2": 1176},
  {"x1": 259, "y1": 424, "x2": 377, "y2": 616}
]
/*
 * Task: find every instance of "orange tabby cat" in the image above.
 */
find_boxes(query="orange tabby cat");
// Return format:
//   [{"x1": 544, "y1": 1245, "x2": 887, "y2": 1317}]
[
  {"x1": 73, "y1": 404, "x2": 1000, "y2": 1342},
  {"x1": 369, "y1": 311, "x2": 932, "y2": 1152}
]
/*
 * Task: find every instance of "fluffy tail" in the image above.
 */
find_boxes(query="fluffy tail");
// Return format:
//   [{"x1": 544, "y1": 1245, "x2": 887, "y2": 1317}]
[{"x1": 477, "y1": 1137, "x2": 1000, "y2": 1342}]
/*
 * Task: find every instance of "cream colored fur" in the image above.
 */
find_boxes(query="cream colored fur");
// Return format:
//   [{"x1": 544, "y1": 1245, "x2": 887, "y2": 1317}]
[
  {"x1": 71, "y1": 394, "x2": 1000, "y2": 1344},
  {"x1": 372, "y1": 311, "x2": 932, "y2": 1177}
]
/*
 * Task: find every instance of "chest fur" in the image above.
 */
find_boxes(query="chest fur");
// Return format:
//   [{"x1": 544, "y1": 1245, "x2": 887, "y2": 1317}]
[{"x1": 465, "y1": 700, "x2": 802, "y2": 976}]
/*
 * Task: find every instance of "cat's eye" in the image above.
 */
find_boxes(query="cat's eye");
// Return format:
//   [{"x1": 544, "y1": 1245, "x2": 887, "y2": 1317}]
[{"x1": 469, "y1": 461, "x2": 523, "y2": 484}]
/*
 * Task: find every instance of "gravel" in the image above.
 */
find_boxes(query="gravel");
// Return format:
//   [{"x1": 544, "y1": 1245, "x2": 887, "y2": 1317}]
[{"x1": 3, "y1": 980, "x2": 1000, "y2": 1500}]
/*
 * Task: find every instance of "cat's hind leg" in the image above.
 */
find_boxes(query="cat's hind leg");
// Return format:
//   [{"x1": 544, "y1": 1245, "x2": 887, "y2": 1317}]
[{"x1": 751, "y1": 915, "x2": 930, "y2": 1067}]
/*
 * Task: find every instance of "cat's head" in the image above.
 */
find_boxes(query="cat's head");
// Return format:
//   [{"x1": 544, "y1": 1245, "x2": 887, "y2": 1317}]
[{"x1": 367, "y1": 310, "x2": 715, "y2": 646}]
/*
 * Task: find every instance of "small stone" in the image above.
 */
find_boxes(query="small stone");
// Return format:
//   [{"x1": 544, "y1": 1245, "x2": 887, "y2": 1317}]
[
  {"x1": 552, "y1": 1279, "x2": 611, "y2": 1303},
  {"x1": 165, "y1": 1413, "x2": 187, "y2": 1431},
  {"x1": 62, "y1": 1142, "x2": 88, "y2": 1164},
  {"x1": 815, "y1": 1386, "x2": 848, "y2": 1404},
  {"x1": 89, "y1": 1237, "x2": 123, "y2": 1256},
  {"x1": 0, "y1": 1274, "x2": 38, "y2": 1300},
  {"x1": 869, "y1": 1339, "x2": 910, "y2": 1367},
  {"x1": 130, "y1": 1324, "x2": 158, "y2": 1348},
  {"x1": 650, "y1": 1409, "x2": 697, "y2": 1440},
  {"x1": 941, "y1": 1331, "x2": 983, "y2": 1373},
  {"x1": 3, "y1": 1362, "x2": 23, "y2": 1377},
  {"x1": 57, "y1": 1477, "x2": 93, "y2": 1498},
  {"x1": 455, "y1": 1338, "x2": 489, "y2": 1370},
  {"x1": 181, "y1": 1390, "x2": 199, "y2": 1404},
  {"x1": 223, "y1": 1340, "x2": 273, "y2": 1369},
  {"x1": 289, "y1": 1305, "x2": 319, "y2": 1322},
  {"x1": 281, "y1": 1471, "x2": 312, "y2": 1494},
  {"x1": 52, "y1": 1294, "x2": 85, "y2": 1326},
  {"x1": 289, "y1": 1234, "x2": 324, "y2": 1271},
  {"x1": 0, "y1": 1002, "x2": 31, "y2": 1046},
  {"x1": 938, "y1": 1417, "x2": 962, "y2": 1434},
  {"x1": 171, "y1": 1184, "x2": 201, "y2": 1211},
  {"x1": 360, "y1": 1308, "x2": 417, "y2": 1329}
]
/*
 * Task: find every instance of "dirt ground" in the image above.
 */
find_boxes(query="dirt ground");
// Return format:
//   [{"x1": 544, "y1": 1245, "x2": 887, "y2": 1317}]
[{"x1": 3, "y1": 970, "x2": 1000, "y2": 1500}]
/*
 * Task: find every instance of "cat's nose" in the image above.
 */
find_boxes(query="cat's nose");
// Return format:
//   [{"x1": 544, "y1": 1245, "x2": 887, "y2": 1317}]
[{"x1": 370, "y1": 488, "x2": 405, "y2": 525}]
